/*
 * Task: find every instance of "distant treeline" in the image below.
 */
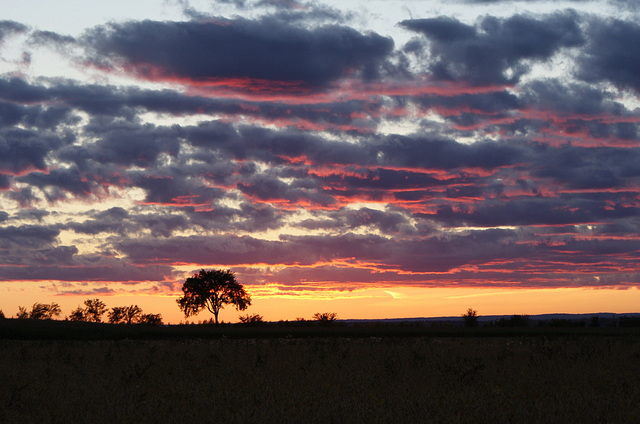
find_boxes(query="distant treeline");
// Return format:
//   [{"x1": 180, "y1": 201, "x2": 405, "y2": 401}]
[
  {"x1": 0, "y1": 299, "x2": 163, "y2": 326},
  {"x1": 2, "y1": 302, "x2": 640, "y2": 329},
  {"x1": 486, "y1": 314, "x2": 640, "y2": 328}
]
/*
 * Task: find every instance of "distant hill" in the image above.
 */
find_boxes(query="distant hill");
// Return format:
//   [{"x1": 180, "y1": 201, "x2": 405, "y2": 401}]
[{"x1": 343, "y1": 312, "x2": 640, "y2": 324}]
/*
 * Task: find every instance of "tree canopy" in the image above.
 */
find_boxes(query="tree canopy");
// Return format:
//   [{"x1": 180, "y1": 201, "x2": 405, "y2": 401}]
[
  {"x1": 108, "y1": 305, "x2": 143, "y2": 324},
  {"x1": 177, "y1": 269, "x2": 251, "y2": 324},
  {"x1": 69, "y1": 298, "x2": 108, "y2": 322},
  {"x1": 17, "y1": 302, "x2": 62, "y2": 320}
]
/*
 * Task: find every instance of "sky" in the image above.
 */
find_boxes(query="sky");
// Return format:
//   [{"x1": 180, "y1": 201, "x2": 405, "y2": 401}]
[{"x1": 1, "y1": 0, "x2": 640, "y2": 323}]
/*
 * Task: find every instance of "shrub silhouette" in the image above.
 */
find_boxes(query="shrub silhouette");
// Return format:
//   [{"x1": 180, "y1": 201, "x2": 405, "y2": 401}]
[
  {"x1": 313, "y1": 312, "x2": 338, "y2": 322},
  {"x1": 238, "y1": 313, "x2": 264, "y2": 325},
  {"x1": 177, "y1": 269, "x2": 251, "y2": 325},
  {"x1": 16, "y1": 306, "x2": 29, "y2": 319},
  {"x1": 618, "y1": 316, "x2": 640, "y2": 327},
  {"x1": 495, "y1": 315, "x2": 529, "y2": 327},
  {"x1": 138, "y1": 313, "x2": 164, "y2": 326},
  {"x1": 462, "y1": 308, "x2": 479, "y2": 327}
]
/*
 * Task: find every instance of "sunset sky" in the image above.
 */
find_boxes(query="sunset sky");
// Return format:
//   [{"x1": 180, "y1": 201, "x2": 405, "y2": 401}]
[{"x1": 1, "y1": 0, "x2": 639, "y2": 323}]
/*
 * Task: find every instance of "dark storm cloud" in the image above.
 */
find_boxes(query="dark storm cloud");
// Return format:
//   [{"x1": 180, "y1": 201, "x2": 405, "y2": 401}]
[
  {"x1": 577, "y1": 17, "x2": 640, "y2": 90},
  {"x1": 400, "y1": 11, "x2": 584, "y2": 85},
  {"x1": 81, "y1": 17, "x2": 394, "y2": 89}
]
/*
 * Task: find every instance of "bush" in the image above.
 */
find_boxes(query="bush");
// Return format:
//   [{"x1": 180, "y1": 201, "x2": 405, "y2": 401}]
[
  {"x1": 495, "y1": 315, "x2": 530, "y2": 328},
  {"x1": 538, "y1": 319, "x2": 586, "y2": 328},
  {"x1": 462, "y1": 308, "x2": 478, "y2": 327},
  {"x1": 16, "y1": 306, "x2": 29, "y2": 319},
  {"x1": 618, "y1": 316, "x2": 640, "y2": 327},
  {"x1": 312, "y1": 312, "x2": 338, "y2": 322},
  {"x1": 238, "y1": 313, "x2": 264, "y2": 325},
  {"x1": 138, "y1": 313, "x2": 164, "y2": 326}
]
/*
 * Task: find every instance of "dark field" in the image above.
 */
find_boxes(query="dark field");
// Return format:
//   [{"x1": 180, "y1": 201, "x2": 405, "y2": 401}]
[{"x1": 2, "y1": 322, "x2": 640, "y2": 423}]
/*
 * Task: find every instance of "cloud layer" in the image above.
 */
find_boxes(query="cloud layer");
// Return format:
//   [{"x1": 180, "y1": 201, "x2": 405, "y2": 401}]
[{"x1": 0, "y1": 1, "x2": 639, "y2": 300}]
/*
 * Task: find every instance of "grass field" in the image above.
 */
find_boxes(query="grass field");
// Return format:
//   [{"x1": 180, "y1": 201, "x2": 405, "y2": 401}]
[{"x1": 1, "y1": 321, "x2": 640, "y2": 423}]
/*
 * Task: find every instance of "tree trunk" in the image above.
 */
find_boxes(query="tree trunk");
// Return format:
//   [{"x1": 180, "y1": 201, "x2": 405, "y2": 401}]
[{"x1": 214, "y1": 309, "x2": 219, "y2": 324}]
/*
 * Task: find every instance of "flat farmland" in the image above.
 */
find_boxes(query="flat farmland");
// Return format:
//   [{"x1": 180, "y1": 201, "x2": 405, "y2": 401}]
[{"x1": 2, "y1": 323, "x2": 640, "y2": 423}]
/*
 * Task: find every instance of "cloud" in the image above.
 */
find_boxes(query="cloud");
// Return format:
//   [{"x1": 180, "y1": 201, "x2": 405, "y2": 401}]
[
  {"x1": 577, "y1": 17, "x2": 640, "y2": 90},
  {"x1": 81, "y1": 17, "x2": 394, "y2": 91},
  {"x1": 0, "y1": 225, "x2": 59, "y2": 249},
  {"x1": 0, "y1": 4, "x2": 639, "y2": 297},
  {"x1": 401, "y1": 11, "x2": 584, "y2": 85},
  {"x1": 113, "y1": 227, "x2": 640, "y2": 290},
  {"x1": 0, "y1": 128, "x2": 73, "y2": 174},
  {"x1": 28, "y1": 30, "x2": 76, "y2": 48},
  {"x1": 0, "y1": 20, "x2": 29, "y2": 44}
]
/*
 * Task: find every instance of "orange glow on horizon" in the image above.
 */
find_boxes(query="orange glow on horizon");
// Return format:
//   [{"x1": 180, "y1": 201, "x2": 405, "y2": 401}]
[{"x1": 2, "y1": 281, "x2": 640, "y2": 325}]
